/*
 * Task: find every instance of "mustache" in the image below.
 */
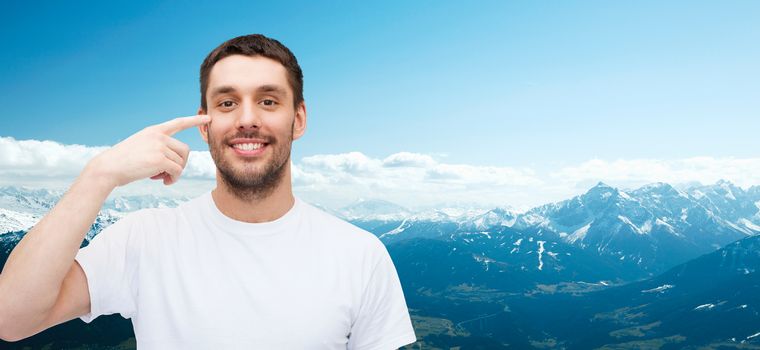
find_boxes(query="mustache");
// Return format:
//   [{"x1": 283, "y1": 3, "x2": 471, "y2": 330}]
[{"x1": 223, "y1": 132, "x2": 274, "y2": 144}]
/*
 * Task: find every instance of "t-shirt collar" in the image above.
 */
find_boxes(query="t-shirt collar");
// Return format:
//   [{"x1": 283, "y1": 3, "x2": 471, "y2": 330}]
[{"x1": 202, "y1": 191, "x2": 302, "y2": 235}]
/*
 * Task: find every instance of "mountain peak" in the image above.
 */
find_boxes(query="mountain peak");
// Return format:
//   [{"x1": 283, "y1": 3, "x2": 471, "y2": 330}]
[
  {"x1": 638, "y1": 182, "x2": 678, "y2": 194},
  {"x1": 645, "y1": 182, "x2": 670, "y2": 188},
  {"x1": 711, "y1": 179, "x2": 745, "y2": 198},
  {"x1": 594, "y1": 181, "x2": 612, "y2": 189},
  {"x1": 576, "y1": 182, "x2": 623, "y2": 207},
  {"x1": 584, "y1": 181, "x2": 618, "y2": 196}
]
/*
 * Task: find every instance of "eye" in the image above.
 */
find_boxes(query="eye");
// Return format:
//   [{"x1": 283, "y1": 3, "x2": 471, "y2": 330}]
[
  {"x1": 260, "y1": 99, "x2": 278, "y2": 107},
  {"x1": 218, "y1": 100, "x2": 237, "y2": 109}
]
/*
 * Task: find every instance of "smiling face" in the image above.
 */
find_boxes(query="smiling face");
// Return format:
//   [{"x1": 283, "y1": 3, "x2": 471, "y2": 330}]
[{"x1": 198, "y1": 54, "x2": 306, "y2": 200}]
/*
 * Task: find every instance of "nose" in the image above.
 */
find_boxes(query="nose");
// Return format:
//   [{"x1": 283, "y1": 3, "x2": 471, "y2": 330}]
[{"x1": 235, "y1": 101, "x2": 262, "y2": 130}]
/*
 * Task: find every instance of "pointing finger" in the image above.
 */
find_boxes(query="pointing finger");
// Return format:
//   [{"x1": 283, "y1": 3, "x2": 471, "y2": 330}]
[{"x1": 159, "y1": 115, "x2": 211, "y2": 136}]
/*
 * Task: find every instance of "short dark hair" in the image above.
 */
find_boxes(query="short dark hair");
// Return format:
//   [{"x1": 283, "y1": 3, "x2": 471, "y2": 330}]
[{"x1": 199, "y1": 34, "x2": 304, "y2": 111}]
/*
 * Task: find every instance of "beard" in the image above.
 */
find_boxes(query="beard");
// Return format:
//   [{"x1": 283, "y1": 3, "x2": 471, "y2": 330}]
[{"x1": 208, "y1": 122, "x2": 294, "y2": 202}]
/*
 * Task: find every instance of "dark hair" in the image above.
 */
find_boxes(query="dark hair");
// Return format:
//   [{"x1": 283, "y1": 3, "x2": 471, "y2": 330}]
[{"x1": 199, "y1": 34, "x2": 304, "y2": 111}]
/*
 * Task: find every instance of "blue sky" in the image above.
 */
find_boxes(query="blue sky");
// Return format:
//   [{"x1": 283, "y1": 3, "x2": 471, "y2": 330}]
[{"x1": 1, "y1": 1, "x2": 759, "y2": 208}]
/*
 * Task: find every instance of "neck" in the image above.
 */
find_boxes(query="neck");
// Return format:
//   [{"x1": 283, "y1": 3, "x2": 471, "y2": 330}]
[{"x1": 211, "y1": 163, "x2": 295, "y2": 223}]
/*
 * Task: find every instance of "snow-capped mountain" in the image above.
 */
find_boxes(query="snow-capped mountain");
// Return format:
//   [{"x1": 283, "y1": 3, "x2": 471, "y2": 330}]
[
  {"x1": 0, "y1": 207, "x2": 41, "y2": 234},
  {"x1": 2, "y1": 181, "x2": 759, "y2": 283},
  {"x1": 460, "y1": 206, "x2": 521, "y2": 231},
  {"x1": 344, "y1": 200, "x2": 499, "y2": 245},
  {"x1": 0, "y1": 186, "x2": 62, "y2": 213},
  {"x1": 0, "y1": 186, "x2": 190, "y2": 234},
  {"x1": 105, "y1": 194, "x2": 189, "y2": 212},
  {"x1": 0, "y1": 186, "x2": 63, "y2": 233},
  {"x1": 2, "y1": 182, "x2": 760, "y2": 349},
  {"x1": 687, "y1": 180, "x2": 760, "y2": 233},
  {"x1": 0, "y1": 186, "x2": 193, "y2": 289},
  {"x1": 337, "y1": 198, "x2": 413, "y2": 221},
  {"x1": 357, "y1": 181, "x2": 760, "y2": 281},
  {"x1": 494, "y1": 181, "x2": 758, "y2": 277}
]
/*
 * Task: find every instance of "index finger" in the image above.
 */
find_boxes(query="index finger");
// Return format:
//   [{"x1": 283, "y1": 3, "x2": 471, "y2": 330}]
[{"x1": 158, "y1": 114, "x2": 211, "y2": 135}]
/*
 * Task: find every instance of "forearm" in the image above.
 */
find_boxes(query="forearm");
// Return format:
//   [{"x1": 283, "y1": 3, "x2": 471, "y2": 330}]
[{"x1": 0, "y1": 161, "x2": 116, "y2": 326}]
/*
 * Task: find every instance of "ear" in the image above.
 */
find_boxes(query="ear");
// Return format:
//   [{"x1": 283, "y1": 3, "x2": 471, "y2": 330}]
[
  {"x1": 198, "y1": 107, "x2": 209, "y2": 144},
  {"x1": 292, "y1": 101, "x2": 307, "y2": 141}
]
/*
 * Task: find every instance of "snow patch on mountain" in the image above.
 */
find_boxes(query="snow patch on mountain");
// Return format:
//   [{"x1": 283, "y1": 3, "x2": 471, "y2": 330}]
[
  {"x1": 0, "y1": 207, "x2": 40, "y2": 233},
  {"x1": 379, "y1": 219, "x2": 410, "y2": 239},
  {"x1": 739, "y1": 219, "x2": 760, "y2": 233},
  {"x1": 407, "y1": 207, "x2": 488, "y2": 223},
  {"x1": 567, "y1": 223, "x2": 591, "y2": 244},
  {"x1": 617, "y1": 215, "x2": 645, "y2": 235},
  {"x1": 521, "y1": 213, "x2": 549, "y2": 227},
  {"x1": 725, "y1": 221, "x2": 754, "y2": 235},
  {"x1": 472, "y1": 254, "x2": 495, "y2": 271},
  {"x1": 642, "y1": 284, "x2": 674, "y2": 293},
  {"x1": 640, "y1": 219, "x2": 653, "y2": 234},
  {"x1": 470, "y1": 208, "x2": 518, "y2": 229},
  {"x1": 537, "y1": 240, "x2": 546, "y2": 270}
]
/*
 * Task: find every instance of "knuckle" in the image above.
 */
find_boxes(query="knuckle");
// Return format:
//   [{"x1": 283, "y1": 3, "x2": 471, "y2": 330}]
[{"x1": 150, "y1": 153, "x2": 165, "y2": 166}]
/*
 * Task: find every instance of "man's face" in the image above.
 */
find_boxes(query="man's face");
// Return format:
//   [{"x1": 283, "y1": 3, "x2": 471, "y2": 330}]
[{"x1": 198, "y1": 55, "x2": 306, "y2": 196}]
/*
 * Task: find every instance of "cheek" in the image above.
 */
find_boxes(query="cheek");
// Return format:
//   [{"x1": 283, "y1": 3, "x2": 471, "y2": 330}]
[{"x1": 207, "y1": 120, "x2": 230, "y2": 137}]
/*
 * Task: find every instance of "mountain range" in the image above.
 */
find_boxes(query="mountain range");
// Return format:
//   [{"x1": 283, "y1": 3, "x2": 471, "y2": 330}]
[{"x1": 1, "y1": 181, "x2": 760, "y2": 349}]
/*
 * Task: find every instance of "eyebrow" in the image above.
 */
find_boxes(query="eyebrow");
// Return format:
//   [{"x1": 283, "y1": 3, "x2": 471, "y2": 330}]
[
  {"x1": 209, "y1": 85, "x2": 236, "y2": 99},
  {"x1": 257, "y1": 84, "x2": 288, "y2": 97},
  {"x1": 209, "y1": 84, "x2": 288, "y2": 99}
]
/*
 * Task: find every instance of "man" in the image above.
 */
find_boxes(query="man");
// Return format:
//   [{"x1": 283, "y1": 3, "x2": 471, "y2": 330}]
[{"x1": 0, "y1": 34, "x2": 417, "y2": 349}]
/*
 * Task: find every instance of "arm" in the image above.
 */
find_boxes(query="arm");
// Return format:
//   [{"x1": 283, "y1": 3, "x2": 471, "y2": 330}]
[
  {"x1": 0, "y1": 168, "x2": 113, "y2": 341},
  {"x1": 0, "y1": 114, "x2": 209, "y2": 341},
  {"x1": 347, "y1": 243, "x2": 417, "y2": 350}
]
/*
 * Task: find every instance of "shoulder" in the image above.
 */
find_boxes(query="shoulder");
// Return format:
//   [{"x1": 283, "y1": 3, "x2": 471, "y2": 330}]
[{"x1": 298, "y1": 199, "x2": 388, "y2": 254}]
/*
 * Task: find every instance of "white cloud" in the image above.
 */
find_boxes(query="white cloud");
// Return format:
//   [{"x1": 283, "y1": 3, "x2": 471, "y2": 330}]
[
  {"x1": 0, "y1": 136, "x2": 216, "y2": 180},
  {"x1": 184, "y1": 151, "x2": 216, "y2": 179},
  {"x1": 0, "y1": 137, "x2": 106, "y2": 177},
  {"x1": 0, "y1": 136, "x2": 757, "y2": 210},
  {"x1": 552, "y1": 157, "x2": 760, "y2": 190},
  {"x1": 293, "y1": 151, "x2": 543, "y2": 208},
  {"x1": 382, "y1": 152, "x2": 436, "y2": 168}
]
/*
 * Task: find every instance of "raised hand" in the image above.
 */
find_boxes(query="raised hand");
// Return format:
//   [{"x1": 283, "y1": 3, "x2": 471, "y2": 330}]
[{"x1": 87, "y1": 114, "x2": 211, "y2": 188}]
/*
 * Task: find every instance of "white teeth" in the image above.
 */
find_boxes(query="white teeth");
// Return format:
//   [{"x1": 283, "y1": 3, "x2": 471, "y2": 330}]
[{"x1": 233, "y1": 143, "x2": 264, "y2": 151}]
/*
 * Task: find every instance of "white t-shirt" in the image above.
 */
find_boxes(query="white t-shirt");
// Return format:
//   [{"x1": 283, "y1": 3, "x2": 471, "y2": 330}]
[{"x1": 75, "y1": 192, "x2": 417, "y2": 349}]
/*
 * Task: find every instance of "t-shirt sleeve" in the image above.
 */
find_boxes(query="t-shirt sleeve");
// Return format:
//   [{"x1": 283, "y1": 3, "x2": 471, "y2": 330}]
[
  {"x1": 347, "y1": 244, "x2": 417, "y2": 350},
  {"x1": 74, "y1": 211, "x2": 142, "y2": 323}
]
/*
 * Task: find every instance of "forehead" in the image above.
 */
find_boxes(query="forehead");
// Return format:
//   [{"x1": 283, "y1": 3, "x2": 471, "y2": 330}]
[{"x1": 207, "y1": 55, "x2": 291, "y2": 96}]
